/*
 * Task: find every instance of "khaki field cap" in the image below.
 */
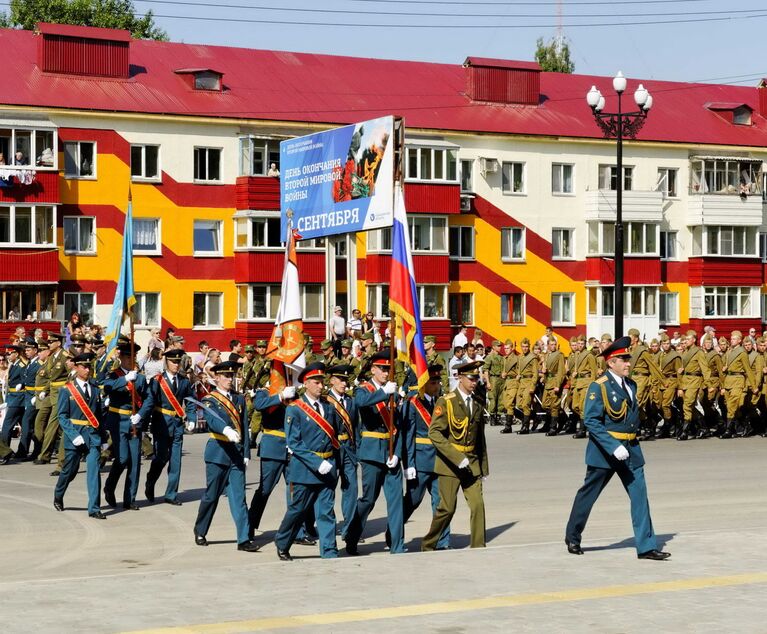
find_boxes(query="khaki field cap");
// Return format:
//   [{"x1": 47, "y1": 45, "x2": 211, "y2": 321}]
[{"x1": 627, "y1": 328, "x2": 640, "y2": 337}]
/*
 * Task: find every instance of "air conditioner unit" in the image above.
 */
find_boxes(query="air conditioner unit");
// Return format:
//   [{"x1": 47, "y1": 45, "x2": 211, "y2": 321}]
[
  {"x1": 460, "y1": 196, "x2": 472, "y2": 212},
  {"x1": 479, "y1": 157, "x2": 499, "y2": 175}
]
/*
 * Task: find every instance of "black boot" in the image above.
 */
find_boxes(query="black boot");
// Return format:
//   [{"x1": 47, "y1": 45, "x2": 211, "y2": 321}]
[
  {"x1": 721, "y1": 420, "x2": 734, "y2": 439},
  {"x1": 572, "y1": 419, "x2": 587, "y2": 439},
  {"x1": 565, "y1": 413, "x2": 577, "y2": 435},
  {"x1": 677, "y1": 422, "x2": 689, "y2": 441},
  {"x1": 545, "y1": 415, "x2": 557, "y2": 436},
  {"x1": 518, "y1": 416, "x2": 531, "y2": 435},
  {"x1": 500, "y1": 418, "x2": 514, "y2": 434}
]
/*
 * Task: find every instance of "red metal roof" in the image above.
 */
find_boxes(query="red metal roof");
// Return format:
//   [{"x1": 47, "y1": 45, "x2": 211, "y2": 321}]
[
  {"x1": 2, "y1": 27, "x2": 767, "y2": 148},
  {"x1": 37, "y1": 22, "x2": 131, "y2": 42},
  {"x1": 464, "y1": 57, "x2": 541, "y2": 72}
]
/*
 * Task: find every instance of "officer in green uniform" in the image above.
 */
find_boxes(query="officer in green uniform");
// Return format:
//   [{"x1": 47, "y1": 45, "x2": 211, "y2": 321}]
[
  {"x1": 422, "y1": 360, "x2": 488, "y2": 550},
  {"x1": 482, "y1": 340, "x2": 505, "y2": 427},
  {"x1": 35, "y1": 332, "x2": 69, "y2": 468}
]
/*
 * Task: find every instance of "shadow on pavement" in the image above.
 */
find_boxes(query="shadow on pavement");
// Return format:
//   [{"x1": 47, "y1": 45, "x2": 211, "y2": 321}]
[{"x1": 583, "y1": 532, "x2": 676, "y2": 552}]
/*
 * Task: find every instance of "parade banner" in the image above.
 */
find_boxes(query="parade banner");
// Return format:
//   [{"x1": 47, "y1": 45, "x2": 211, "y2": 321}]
[{"x1": 280, "y1": 115, "x2": 395, "y2": 240}]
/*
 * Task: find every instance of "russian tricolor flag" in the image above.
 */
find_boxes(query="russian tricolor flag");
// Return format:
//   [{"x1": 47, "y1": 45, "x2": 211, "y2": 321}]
[{"x1": 389, "y1": 184, "x2": 429, "y2": 390}]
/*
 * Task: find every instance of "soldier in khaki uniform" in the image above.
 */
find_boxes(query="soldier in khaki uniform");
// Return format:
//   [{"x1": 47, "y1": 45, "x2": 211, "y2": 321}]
[
  {"x1": 351, "y1": 332, "x2": 376, "y2": 384},
  {"x1": 30, "y1": 339, "x2": 51, "y2": 461},
  {"x1": 720, "y1": 330, "x2": 757, "y2": 439},
  {"x1": 514, "y1": 338, "x2": 539, "y2": 434},
  {"x1": 740, "y1": 336, "x2": 764, "y2": 437},
  {"x1": 627, "y1": 328, "x2": 664, "y2": 437},
  {"x1": 35, "y1": 332, "x2": 69, "y2": 468},
  {"x1": 421, "y1": 360, "x2": 488, "y2": 550},
  {"x1": 699, "y1": 334, "x2": 724, "y2": 438},
  {"x1": 541, "y1": 337, "x2": 566, "y2": 435},
  {"x1": 482, "y1": 340, "x2": 505, "y2": 426},
  {"x1": 676, "y1": 330, "x2": 711, "y2": 440},
  {"x1": 561, "y1": 336, "x2": 579, "y2": 431},
  {"x1": 500, "y1": 339, "x2": 520, "y2": 433},
  {"x1": 424, "y1": 335, "x2": 449, "y2": 394},
  {"x1": 647, "y1": 338, "x2": 663, "y2": 424},
  {"x1": 570, "y1": 334, "x2": 598, "y2": 439},
  {"x1": 596, "y1": 333, "x2": 612, "y2": 375},
  {"x1": 242, "y1": 341, "x2": 271, "y2": 442},
  {"x1": 656, "y1": 335, "x2": 681, "y2": 438}
]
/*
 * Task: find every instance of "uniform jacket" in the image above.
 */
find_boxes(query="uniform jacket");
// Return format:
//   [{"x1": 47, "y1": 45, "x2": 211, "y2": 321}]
[
  {"x1": 202, "y1": 390, "x2": 250, "y2": 466},
  {"x1": 429, "y1": 389, "x2": 488, "y2": 478},
  {"x1": 629, "y1": 344, "x2": 664, "y2": 383},
  {"x1": 253, "y1": 389, "x2": 286, "y2": 460},
  {"x1": 679, "y1": 345, "x2": 712, "y2": 389},
  {"x1": 23, "y1": 356, "x2": 41, "y2": 406},
  {"x1": 327, "y1": 390, "x2": 358, "y2": 466},
  {"x1": 573, "y1": 351, "x2": 598, "y2": 388},
  {"x1": 404, "y1": 394, "x2": 437, "y2": 474},
  {"x1": 543, "y1": 351, "x2": 566, "y2": 389},
  {"x1": 583, "y1": 372, "x2": 645, "y2": 469},
  {"x1": 284, "y1": 395, "x2": 340, "y2": 486},
  {"x1": 354, "y1": 380, "x2": 402, "y2": 465},
  {"x1": 103, "y1": 370, "x2": 151, "y2": 430},
  {"x1": 57, "y1": 379, "x2": 108, "y2": 449},
  {"x1": 145, "y1": 370, "x2": 196, "y2": 433},
  {"x1": 722, "y1": 345, "x2": 757, "y2": 391},
  {"x1": 6, "y1": 359, "x2": 27, "y2": 408}
]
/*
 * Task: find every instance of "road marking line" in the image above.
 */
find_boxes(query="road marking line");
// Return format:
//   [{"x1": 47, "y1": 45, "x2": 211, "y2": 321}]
[{"x1": 124, "y1": 571, "x2": 767, "y2": 633}]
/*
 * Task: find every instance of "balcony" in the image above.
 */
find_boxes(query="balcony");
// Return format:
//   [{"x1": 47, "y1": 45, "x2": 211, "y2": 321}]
[
  {"x1": 0, "y1": 248, "x2": 58, "y2": 282},
  {"x1": 235, "y1": 175, "x2": 280, "y2": 211},
  {"x1": 687, "y1": 193, "x2": 763, "y2": 226},
  {"x1": 0, "y1": 170, "x2": 59, "y2": 204},
  {"x1": 584, "y1": 190, "x2": 663, "y2": 223},
  {"x1": 404, "y1": 183, "x2": 461, "y2": 214}
]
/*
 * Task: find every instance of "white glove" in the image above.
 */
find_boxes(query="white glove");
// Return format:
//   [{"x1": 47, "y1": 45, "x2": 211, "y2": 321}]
[
  {"x1": 244, "y1": 457, "x2": 250, "y2": 467},
  {"x1": 386, "y1": 455, "x2": 399, "y2": 468},
  {"x1": 0, "y1": 402, "x2": 6, "y2": 410},
  {"x1": 103, "y1": 397, "x2": 110, "y2": 407},
  {"x1": 398, "y1": 389, "x2": 406, "y2": 399},
  {"x1": 458, "y1": 457, "x2": 470, "y2": 470},
  {"x1": 382, "y1": 381, "x2": 397, "y2": 395},
  {"x1": 247, "y1": 389, "x2": 256, "y2": 398},
  {"x1": 100, "y1": 443, "x2": 109, "y2": 451},
  {"x1": 39, "y1": 391, "x2": 46, "y2": 400},
  {"x1": 15, "y1": 383, "x2": 22, "y2": 391},
  {"x1": 129, "y1": 413, "x2": 142, "y2": 426},
  {"x1": 124, "y1": 370, "x2": 137, "y2": 382},
  {"x1": 223, "y1": 426, "x2": 241, "y2": 443},
  {"x1": 72, "y1": 435, "x2": 85, "y2": 447},
  {"x1": 318, "y1": 459, "x2": 333, "y2": 475},
  {"x1": 31, "y1": 397, "x2": 36, "y2": 406},
  {"x1": 186, "y1": 420, "x2": 196, "y2": 432},
  {"x1": 405, "y1": 467, "x2": 416, "y2": 480},
  {"x1": 280, "y1": 386, "x2": 296, "y2": 400},
  {"x1": 613, "y1": 445, "x2": 630, "y2": 461}
]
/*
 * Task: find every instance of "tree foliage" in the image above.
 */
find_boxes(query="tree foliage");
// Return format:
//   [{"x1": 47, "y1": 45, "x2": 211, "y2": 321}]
[
  {"x1": 534, "y1": 36, "x2": 575, "y2": 74},
  {"x1": 0, "y1": 0, "x2": 167, "y2": 40}
]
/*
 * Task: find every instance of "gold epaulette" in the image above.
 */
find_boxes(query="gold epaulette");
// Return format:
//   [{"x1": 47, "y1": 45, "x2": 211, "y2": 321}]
[
  {"x1": 595, "y1": 376, "x2": 608, "y2": 384},
  {"x1": 444, "y1": 392, "x2": 456, "y2": 399}
]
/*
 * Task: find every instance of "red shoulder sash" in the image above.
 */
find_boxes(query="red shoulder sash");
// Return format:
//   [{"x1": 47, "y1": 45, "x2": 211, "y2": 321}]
[
  {"x1": 207, "y1": 391, "x2": 242, "y2": 434},
  {"x1": 115, "y1": 368, "x2": 143, "y2": 409},
  {"x1": 327, "y1": 394, "x2": 354, "y2": 442},
  {"x1": 157, "y1": 375, "x2": 184, "y2": 417},
  {"x1": 410, "y1": 396, "x2": 432, "y2": 428},
  {"x1": 294, "y1": 399, "x2": 340, "y2": 449},
  {"x1": 66, "y1": 383, "x2": 99, "y2": 429},
  {"x1": 360, "y1": 382, "x2": 395, "y2": 435}
]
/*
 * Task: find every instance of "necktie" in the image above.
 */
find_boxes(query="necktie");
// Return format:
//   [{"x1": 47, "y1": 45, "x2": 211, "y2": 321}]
[
  {"x1": 466, "y1": 396, "x2": 472, "y2": 415},
  {"x1": 314, "y1": 402, "x2": 322, "y2": 417},
  {"x1": 622, "y1": 379, "x2": 632, "y2": 405},
  {"x1": 171, "y1": 376, "x2": 176, "y2": 390},
  {"x1": 83, "y1": 384, "x2": 90, "y2": 400}
]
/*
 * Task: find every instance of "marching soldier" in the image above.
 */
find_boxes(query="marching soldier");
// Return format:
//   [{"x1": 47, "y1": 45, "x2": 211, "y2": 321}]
[
  {"x1": 627, "y1": 328, "x2": 664, "y2": 438},
  {"x1": 656, "y1": 335, "x2": 682, "y2": 438},
  {"x1": 103, "y1": 340, "x2": 151, "y2": 510},
  {"x1": 29, "y1": 338, "x2": 50, "y2": 461},
  {"x1": 500, "y1": 339, "x2": 520, "y2": 434},
  {"x1": 564, "y1": 336, "x2": 670, "y2": 561},
  {"x1": 1, "y1": 343, "x2": 26, "y2": 457},
  {"x1": 339, "y1": 339, "x2": 354, "y2": 363},
  {"x1": 17, "y1": 338, "x2": 42, "y2": 460},
  {"x1": 699, "y1": 334, "x2": 724, "y2": 438},
  {"x1": 741, "y1": 335, "x2": 763, "y2": 438},
  {"x1": 422, "y1": 360, "x2": 488, "y2": 550},
  {"x1": 515, "y1": 338, "x2": 539, "y2": 434},
  {"x1": 720, "y1": 330, "x2": 756, "y2": 439},
  {"x1": 570, "y1": 335, "x2": 598, "y2": 439},
  {"x1": 193, "y1": 361, "x2": 260, "y2": 552},
  {"x1": 144, "y1": 348, "x2": 197, "y2": 505},
  {"x1": 344, "y1": 348, "x2": 403, "y2": 556},
  {"x1": 542, "y1": 337, "x2": 566, "y2": 436},
  {"x1": 320, "y1": 339, "x2": 338, "y2": 368},
  {"x1": 482, "y1": 340, "x2": 505, "y2": 426},
  {"x1": 53, "y1": 352, "x2": 109, "y2": 519},
  {"x1": 403, "y1": 364, "x2": 450, "y2": 549},
  {"x1": 274, "y1": 362, "x2": 340, "y2": 560},
  {"x1": 596, "y1": 334, "x2": 612, "y2": 375},
  {"x1": 676, "y1": 331, "x2": 711, "y2": 440},
  {"x1": 351, "y1": 332, "x2": 376, "y2": 384},
  {"x1": 35, "y1": 332, "x2": 68, "y2": 468},
  {"x1": 241, "y1": 340, "x2": 271, "y2": 444}
]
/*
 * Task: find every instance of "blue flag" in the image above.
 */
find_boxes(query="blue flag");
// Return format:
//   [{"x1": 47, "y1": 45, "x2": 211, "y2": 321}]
[{"x1": 104, "y1": 197, "x2": 136, "y2": 355}]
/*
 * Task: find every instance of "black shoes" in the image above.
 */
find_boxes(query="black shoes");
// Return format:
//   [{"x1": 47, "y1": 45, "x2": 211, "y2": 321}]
[
  {"x1": 49, "y1": 469, "x2": 61, "y2": 477},
  {"x1": 53, "y1": 498, "x2": 64, "y2": 512},
  {"x1": 500, "y1": 425, "x2": 514, "y2": 434},
  {"x1": 33, "y1": 458, "x2": 47, "y2": 465},
  {"x1": 1, "y1": 453, "x2": 15, "y2": 465},
  {"x1": 124, "y1": 503, "x2": 140, "y2": 511},
  {"x1": 89, "y1": 511, "x2": 107, "y2": 520},
  {"x1": 345, "y1": 543, "x2": 359, "y2": 556},
  {"x1": 237, "y1": 540, "x2": 261, "y2": 552},
  {"x1": 294, "y1": 536, "x2": 317, "y2": 546},
  {"x1": 145, "y1": 483, "x2": 155, "y2": 502},
  {"x1": 277, "y1": 548, "x2": 293, "y2": 561},
  {"x1": 638, "y1": 549, "x2": 671, "y2": 560},
  {"x1": 164, "y1": 498, "x2": 182, "y2": 506},
  {"x1": 565, "y1": 539, "x2": 584, "y2": 555},
  {"x1": 194, "y1": 532, "x2": 208, "y2": 546},
  {"x1": 104, "y1": 489, "x2": 117, "y2": 507}
]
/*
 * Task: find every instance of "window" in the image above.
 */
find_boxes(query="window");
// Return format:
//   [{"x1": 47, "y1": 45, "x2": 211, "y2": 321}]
[
  {"x1": 762, "y1": 294, "x2": 767, "y2": 323},
  {"x1": 1, "y1": 287, "x2": 55, "y2": 321},
  {"x1": 552, "y1": 228, "x2": 574, "y2": 259},
  {"x1": 63, "y1": 217, "x2": 95, "y2": 254},
  {"x1": 501, "y1": 162, "x2": 525, "y2": 194},
  {"x1": 598, "y1": 165, "x2": 633, "y2": 191},
  {"x1": 551, "y1": 292, "x2": 575, "y2": 326},
  {"x1": 501, "y1": 227, "x2": 525, "y2": 261},
  {"x1": 134, "y1": 292, "x2": 160, "y2": 327},
  {"x1": 659, "y1": 231, "x2": 677, "y2": 260},
  {"x1": 587, "y1": 221, "x2": 657, "y2": 255},
  {"x1": 597, "y1": 286, "x2": 657, "y2": 317},
  {"x1": 193, "y1": 292, "x2": 222, "y2": 327},
  {"x1": 366, "y1": 284, "x2": 390, "y2": 319},
  {"x1": 239, "y1": 137, "x2": 281, "y2": 176},
  {"x1": 193, "y1": 71, "x2": 222, "y2": 91},
  {"x1": 449, "y1": 226, "x2": 474, "y2": 260},
  {"x1": 0, "y1": 205, "x2": 55, "y2": 247},
  {"x1": 194, "y1": 147, "x2": 222, "y2": 182},
  {"x1": 659, "y1": 292, "x2": 679, "y2": 324},
  {"x1": 194, "y1": 220, "x2": 222, "y2": 255},
  {"x1": 449, "y1": 292, "x2": 473, "y2": 325},
  {"x1": 690, "y1": 158, "x2": 762, "y2": 195},
  {"x1": 552, "y1": 163, "x2": 574, "y2": 194},
  {"x1": 703, "y1": 286, "x2": 756, "y2": 317},
  {"x1": 64, "y1": 141, "x2": 95, "y2": 178},
  {"x1": 690, "y1": 225, "x2": 757, "y2": 257},
  {"x1": 367, "y1": 227, "x2": 392, "y2": 252},
  {"x1": 405, "y1": 146, "x2": 458, "y2": 182},
  {"x1": 761, "y1": 232, "x2": 767, "y2": 262},
  {"x1": 130, "y1": 145, "x2": 160, "y2": 181},
  {"x1": 238, "y1": 284, "x2": 323, "y2": 321},
  {"x1": 64, "y1": 292, "x2": 95, "y2": 325},
  {"x1": 501, "y1": 293, "x2": 525, "y2": 324},
  {"x1": 460, "y1": 159, "x2": 473, "y2": 192},
  {"x1": 419, "y1": 285, "x2": 447, "y2": 319},
  {"x1": 0, "y1": 126, "x2": 56, "y2": 168},
  {"x1": 656, "y1": 168, "x2": 678, "y2": 198},
  {"x1": 132, "y1": 218, "x2": 160, "y2": 254},
  {"x1": 367, "y1": 216, "x2": 446, "y2": 253}
]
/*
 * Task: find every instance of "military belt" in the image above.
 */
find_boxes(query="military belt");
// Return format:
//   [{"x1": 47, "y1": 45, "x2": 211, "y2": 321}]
[
  {"x1": 361, "y1": 431, "x2": 391, "y2": 439},
  {"x1": 262, "y1": 429, "x2": 286, "y2": 438},
  {"x1": 154, "y1": 406, "x2": 181, "y2": 417},
  {"x1": 337, "y1": 433, "x2": 350, "y2": 441},
  {"x1": 451, "y1": 443, "x2": 474, "y2": 452},
  {"x1": 489, "y1": 374, "x2": 501, "y2": 378},
  {"x1": 7, "y1": 387, "x2": 25, "y2": 392},
  {"x1": 727, "y1": 372, "x2": 744, "y2": 376},
  {"x1": 416, "y1": 437, "x2": 433, "y2": 445},
  {"x1": 577, "y1": 373, "x2": 592, "y2": 378},
  {"x1": 50, "y1": 380, "x2": 67, "y2": 387},
  {"x1": 108, "y1": 407, "x2": 133, "y2": 415},
  {"x1": 71, "y1": 419, "x2": 90, "y2": 426},
  {"x1": 684, "y1": 372, "x2": 702, "y2": 377},
  {"x1": 608, "y1": 431, "x2": 637, "y2": 440},
  {"x1": 632, "y1": 372, "x2": 649, "y2": 376},
  {"x1": 210, "y1": 432, "x2": 234, "y2": 442},
  {"x1": 312, "y1": 451, "x2": 334, "y2": 458},
  {"x1": 30, "y1": 386, "x2": 46, "y2": 391}
]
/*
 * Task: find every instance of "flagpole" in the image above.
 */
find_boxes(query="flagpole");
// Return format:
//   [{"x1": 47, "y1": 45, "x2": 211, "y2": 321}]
[
  {"x1": 388, "y1": 314, "x2": 396, "y2": 460},
  {"x1": 127, "y1": 188, "x2": 136, "y2": 424}
]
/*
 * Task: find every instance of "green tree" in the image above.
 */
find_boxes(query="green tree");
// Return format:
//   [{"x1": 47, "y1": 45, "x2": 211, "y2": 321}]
[
  {"x1": 0, "y1": 0, "x2": 167, "y2": 40},
  {"x1": 534, "y1": 36, "x2": 574, "y2": 74}
]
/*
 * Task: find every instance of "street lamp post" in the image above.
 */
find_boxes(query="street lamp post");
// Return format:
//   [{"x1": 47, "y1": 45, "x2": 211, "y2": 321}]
[{"x1": 586, "y1": 72, "x2": 653, "y2": 338}]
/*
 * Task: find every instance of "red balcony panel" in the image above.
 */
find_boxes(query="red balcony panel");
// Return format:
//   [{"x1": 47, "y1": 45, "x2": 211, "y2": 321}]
[
  {"x1": 688, "y1": 258, "x2": 763, "y2": 286},
  {"x1": 234, "y1": 251, "x2": 325, "y2": 284},
  {"x1": 0, "y1": 249, "x2": 59, "y2": 282},
  {"x1": 661, "y1": 261, "x2": 689, "y2": 284},
  {"x1": 421, "y1": 319, "x2": 453, "y2": 345},
  {"x1": 585, "y1": 257, "x2": 661, "y2": 285},
  {"x1": 235, "y1": 321, "x2": 326, "y2": 343},
  {"x1": 236, "y1": 176, "x2": 280, "y2": 211},
  {"x1": 404, "y1": 183, "x2": 460, "y2": 214},
  {"x1": 688, "y1": 317, "x2": 762, "y2": 334},
  {"x1": 362, "y1": 254, "x2": 449, "y2": 284},
  {"x1": 0, "y1": 171, "x2": 60, "y2": 204}
]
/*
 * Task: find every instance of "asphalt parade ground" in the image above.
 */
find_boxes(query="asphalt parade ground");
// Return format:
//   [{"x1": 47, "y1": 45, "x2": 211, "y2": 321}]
[{"x1": 2, "y1": 430, "x2": 766, "y2": 633}]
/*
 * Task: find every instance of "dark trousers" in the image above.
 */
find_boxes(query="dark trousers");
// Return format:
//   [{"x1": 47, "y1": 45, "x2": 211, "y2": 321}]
[
  {"x1": 146, "y1": 424, "x2": 184, "y2": 501},
  {"x1": 105, "y1": 425, "x2": 142, "y2": 505},
  {"x1": 565, "y1": 464, "x2": 658, "y2": 554},
  {"x1": 275, "y1": 482, "x2": 337, "y2": 558},
  {"x1": 18, "y1": 402, "x2": 37, "y2": 458},
  {"x1": 194, "y1": 461, "x2": 249, "y2": 544},
  {"x1": 1, "y1": 405, "x2": 24, "y2": 446},
  {"x1": 54, "y1": 442, "x2": 102, "y2": 515},
  {"x1": 248, "y1": 457, "x2": 314, "y2": 539},
  {"x1": 339, "y1": 451, "x2": 358, "y2": 540}
]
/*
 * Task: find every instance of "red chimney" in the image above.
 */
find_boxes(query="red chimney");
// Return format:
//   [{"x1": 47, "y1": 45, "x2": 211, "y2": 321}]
[{"x1": 463, "y1": 57, "x2": 541, "y2": 105}]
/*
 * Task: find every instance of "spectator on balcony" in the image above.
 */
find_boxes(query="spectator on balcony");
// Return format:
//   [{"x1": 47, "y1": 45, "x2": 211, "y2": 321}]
[
  {"x1": 7, "y1": 306, "x2": 19, "y2": 321},
  {"x1": 0, "y1": 153, "x2": 5, "y2": 165},
  {"x1": 267, "y1": 162, "x2": 280, "y2": 177},
  {"x1": 38, "y1": 147, "x2": 54, "y2": 167},
  {"x1": 13, "y1": 151, "x2": 26, "y2": 166},
  {"x1": 451, "y1": 324, "x2": 468, "y2": 350},
  {"x1": 65, "y1": 312, "x2": 82, "y2": 348}
]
